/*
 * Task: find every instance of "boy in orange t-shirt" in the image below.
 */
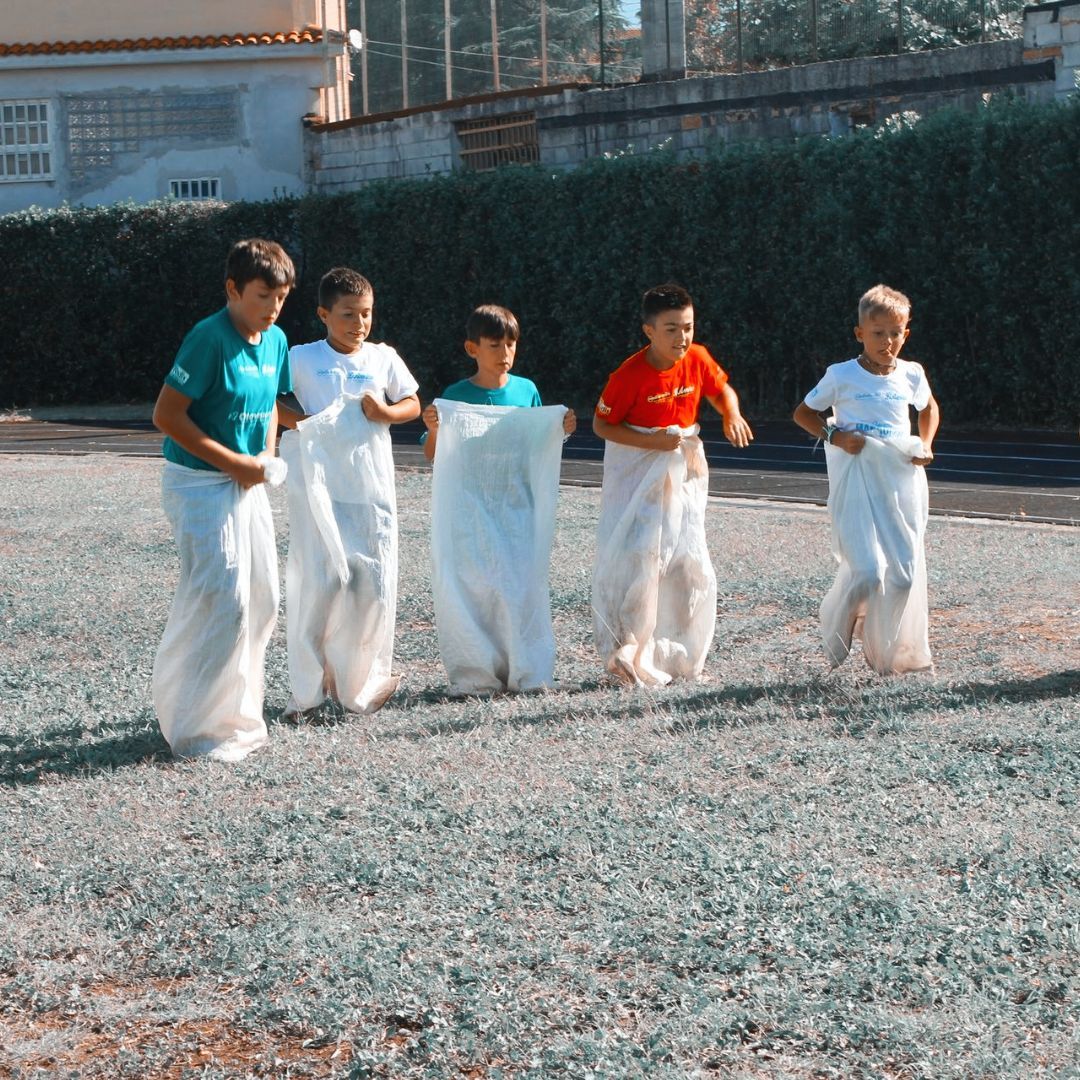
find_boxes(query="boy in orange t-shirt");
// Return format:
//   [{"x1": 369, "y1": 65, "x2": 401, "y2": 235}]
[{"x1": 591, "y1": 283, "x2": 753, "y2": 685}]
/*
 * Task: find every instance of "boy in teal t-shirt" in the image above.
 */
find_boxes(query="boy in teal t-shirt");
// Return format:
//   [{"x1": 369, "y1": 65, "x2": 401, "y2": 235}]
[
  {"x1": 151, "y1": 238, "x2": 294, "y2": 762},
  {"x1": 420, "y1": 304, "x2": 572, "y2": 458}
]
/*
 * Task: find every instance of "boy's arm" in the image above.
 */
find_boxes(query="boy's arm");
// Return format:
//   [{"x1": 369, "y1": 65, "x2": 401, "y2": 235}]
[
  {"x1": 792, "y1": 401, "x2": 865, "y2": 456},
  {"x1": 421, "y1": 402, "x2": 439, "y2": 461},
  {"x1": 912, "y1": 393, "x2": 940, "y2": 467},
  {"x1": 362, "y1": 392, "x2": 421, "y2": 424},
  {"x1": 592, "y1": 414, "x2": 683, "y2": 451},
  {"x1": 263, "y1": 403, "x2": 280, "y2": 456},
  {"x1": 153, "y1": 384, "x2": 266, "y2": 488},
  {"x1": 704, "y1": 384, "x2": 753, "y2": 448},
  {"x1": 276, "y1": 395, "x2": 306, "y2": 431}
]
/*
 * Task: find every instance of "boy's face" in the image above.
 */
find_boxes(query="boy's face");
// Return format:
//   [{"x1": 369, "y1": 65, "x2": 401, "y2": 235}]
[
  {"x1": 854, "y1": 310, "x2": 909, "y2": 365},
  {"x1": 643, "y1": 305, "x2": 694, "y2": 368},
  {"x1": 465, "y1": 335, "x2": 517, "y2": 383},
  {"x1": 319, "y1": 291, "x2": 374, "y2": 355},
  {"x1": 226, "y1": 277, "x2": 290, "y2": 341}
]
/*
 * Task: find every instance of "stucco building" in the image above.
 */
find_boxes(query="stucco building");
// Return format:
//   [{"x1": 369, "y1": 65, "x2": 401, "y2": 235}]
[{"x1": 0, "y1": 0, "x2": 351, "y2": 214}]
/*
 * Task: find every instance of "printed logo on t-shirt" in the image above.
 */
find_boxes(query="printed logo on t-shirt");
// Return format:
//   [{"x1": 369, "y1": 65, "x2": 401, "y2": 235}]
[
  {"x1": 596, "y1": 397, "x2": 612, "y2": 416},
  {"x1": 345, "y1": 372, "x2": 373, "y2": 383},
  {"x1": 646, "y1": 391, "x2": 671, "y2": 404},
  {"x1": 228, "y1": 408, "x2": 275, "y2": 423},
  {"x1": 237, "y1": 360, "x2": 259, "y2": 376},
  {"x1": 673, "y1": 385, "x2": 695, "y2": 398},
  {"x1": 169, "y1": 364, "x2": 190, "y2": 386},
  {"x1": 261, "y1": 363, "x2": 277, "y2": 377},
  {"x1": 854, "y1": 390, "x2": 907, "y2": 402}
]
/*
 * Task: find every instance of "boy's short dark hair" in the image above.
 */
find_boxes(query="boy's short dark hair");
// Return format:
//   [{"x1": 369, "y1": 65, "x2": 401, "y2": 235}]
[
  {"x1": 466, "y1": 304, "x2": 520, "y2": 343},
  {"x1": 319, "y1": 266, "x2": 373, "y2": 310},
  {"x1": 225, "y1": 238, "x2": 295, "y2": 291},
  {"x1": 642, "y1": 283, "x2": 693, "y2": 324}
]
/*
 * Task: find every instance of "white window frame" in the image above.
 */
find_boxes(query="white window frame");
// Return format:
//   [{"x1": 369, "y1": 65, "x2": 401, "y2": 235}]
[
  {"x1": 168, "y1": 176, "x2": 222, "y2": 201},
  {"x1": 0, "y1": 99, "x2": 53, "y2": 183}
]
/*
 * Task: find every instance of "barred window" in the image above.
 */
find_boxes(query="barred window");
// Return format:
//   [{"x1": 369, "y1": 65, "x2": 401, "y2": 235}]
[
  {"x1": 456, "y1": 112, "x2": 539, "y2": 173},
  {"x1": 66, "y1": 91, "x2": 240, "y2": 182},
  {"x1": 0, "y1": 100, "x2": 53, "y2": 182},
  {"x1": 169, "y1": 177, "x2": 221, "y2": 201}
]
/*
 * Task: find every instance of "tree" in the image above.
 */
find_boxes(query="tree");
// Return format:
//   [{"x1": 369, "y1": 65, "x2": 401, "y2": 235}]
[{"x1": 684, "y1": 0, "x2": 1025, "y2": 73}]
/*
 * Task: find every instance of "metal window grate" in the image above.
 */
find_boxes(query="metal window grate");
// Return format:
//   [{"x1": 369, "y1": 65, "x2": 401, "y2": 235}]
[
  {"x1": 169, "y1": 177, "x2": 221, "y2": 201},
  {"x1": 0, "y1": 100, "x2": 53, "y2": 182},
  {"x1": 456, "y1": 112, "x2": 539, "y2": 173}
]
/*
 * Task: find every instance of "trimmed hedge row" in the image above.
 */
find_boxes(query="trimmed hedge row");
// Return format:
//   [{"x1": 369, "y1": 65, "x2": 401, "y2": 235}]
[{"x1": 2, "y1": 96, "x2": 1078, "y2": 426}]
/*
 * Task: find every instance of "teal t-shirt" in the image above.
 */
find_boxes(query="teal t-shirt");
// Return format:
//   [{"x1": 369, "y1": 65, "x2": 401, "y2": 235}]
[
  {"x1": 162, "y1": 308, "x2": 292, "y2": 471},
  {"x1": 421, "y1": 374, "x2": 543, "y2": 445},
  {"x1": 440, "y1": 374, "x2": 542, "y2": 407}
]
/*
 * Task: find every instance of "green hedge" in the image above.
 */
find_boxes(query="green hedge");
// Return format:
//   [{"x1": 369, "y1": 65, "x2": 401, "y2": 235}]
[{"x1": 2, "y1": 97, "x2": 1078, "y2": 426}]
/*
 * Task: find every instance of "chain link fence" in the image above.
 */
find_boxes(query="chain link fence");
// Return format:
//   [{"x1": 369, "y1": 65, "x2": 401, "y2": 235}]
[{"x1": 682, "y1": 0, "x2": 1028, "y2": 75}]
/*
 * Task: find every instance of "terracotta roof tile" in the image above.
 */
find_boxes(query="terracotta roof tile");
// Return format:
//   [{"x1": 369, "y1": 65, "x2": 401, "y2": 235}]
[{"x1": 0, "y1": 28, "x2": 322, "y2": 58}]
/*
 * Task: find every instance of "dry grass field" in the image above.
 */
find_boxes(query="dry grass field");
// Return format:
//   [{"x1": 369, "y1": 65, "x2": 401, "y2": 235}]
[{"x1": 1, "y1": 455, "x2": 1077, "y2": 1078}]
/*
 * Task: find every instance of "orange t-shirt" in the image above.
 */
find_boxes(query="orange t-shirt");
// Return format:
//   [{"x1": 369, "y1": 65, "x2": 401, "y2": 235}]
[{"x1": 594, "y1": 344, "x2": 729, "y2": 429}]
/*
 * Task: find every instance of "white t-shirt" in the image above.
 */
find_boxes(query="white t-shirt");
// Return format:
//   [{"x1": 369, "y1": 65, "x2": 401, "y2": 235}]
[
  {"x1": 288, "y1": 339, "x2": 420, "y2": 417},
  {"x1": 803, "y1": 357, "x2": 931, "y2": 439}
]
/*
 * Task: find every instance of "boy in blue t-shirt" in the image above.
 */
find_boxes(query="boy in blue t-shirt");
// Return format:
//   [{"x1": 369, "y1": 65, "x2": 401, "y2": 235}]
[
  {"x1": 151, "y1": 238, "x2": 294, "y2": 762},
  {"x1": 420, "y1": 304, "x2": 575, "y2": 458}
]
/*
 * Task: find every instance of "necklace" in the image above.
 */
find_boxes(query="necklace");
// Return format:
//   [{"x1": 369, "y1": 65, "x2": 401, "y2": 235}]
[{"x1": 859, "y1": 353, "x2": 896, "y2": 376}]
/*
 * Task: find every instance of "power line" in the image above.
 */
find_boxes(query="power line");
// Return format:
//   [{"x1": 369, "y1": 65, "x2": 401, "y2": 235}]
[
  {"x1": 364, "y1": 36, "x2": 641, "y2": 72},
  {"x1": 362, "y1": 46, "x2": 546, "y2": 82}
]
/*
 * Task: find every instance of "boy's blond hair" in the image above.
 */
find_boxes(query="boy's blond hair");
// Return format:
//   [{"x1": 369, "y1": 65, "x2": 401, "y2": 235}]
[{"x1": 858, "y1": 284, "x2": 911, "y2": 324}]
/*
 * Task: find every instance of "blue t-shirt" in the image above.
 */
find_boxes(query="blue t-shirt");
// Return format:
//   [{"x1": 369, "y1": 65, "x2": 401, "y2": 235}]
[{"x1": 162, "y1": 308, "x2": 292, "y2": 471}]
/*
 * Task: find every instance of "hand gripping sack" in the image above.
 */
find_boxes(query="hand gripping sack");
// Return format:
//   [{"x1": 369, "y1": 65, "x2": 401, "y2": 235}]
[
  {"x1": 820, "y1": 433, "x2": 932, "y2": 674},
  {"x1": 153, "y1": 463, "x2": 279, "y2": 762},
  {"x1": 430, "y1": 399, "x2": 567, "y2": 693},
  {"x1": 279, "y1": 395, "x2": 401, "y2": 714},
  {"x1": 592, "y1": 427, "x2": 716, "y2": 685}
]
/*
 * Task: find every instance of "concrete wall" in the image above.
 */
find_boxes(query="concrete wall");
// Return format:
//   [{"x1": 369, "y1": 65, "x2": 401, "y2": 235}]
[
  {"x1": 305, "y1": 37, "x2": 1058, "y2": 192},
  {"x1": 1023, "y1": 0, "x2": 1080, "y2": 96},
  {"x1": 2, "y1": 1, "x2": 343, "y2": 43},
  {"x1": 0, "y1": 49, "x2": 328, "y2": 214}
]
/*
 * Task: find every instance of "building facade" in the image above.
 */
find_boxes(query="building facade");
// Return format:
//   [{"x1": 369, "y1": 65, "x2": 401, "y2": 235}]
[{"x1": 0, "y1": 0, "x2": 350, "y2": 214}]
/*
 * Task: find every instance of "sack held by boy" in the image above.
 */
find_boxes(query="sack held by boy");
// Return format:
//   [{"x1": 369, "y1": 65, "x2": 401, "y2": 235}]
[
  {"x1": 152, "y1": 238, "x2": 294, "y2": 762},
  {"x1": 591, "y1": 283, "x2": 753, "y2": 686},
  {"x1": 276, "y1": 267, "x2": 421, "y2": 717},
  {"x1": 423, "y1": 304, "x2": 576, "y2": 694},
  {"x1": 793, "y1": 283, "x2": 940, "y2": 675}
]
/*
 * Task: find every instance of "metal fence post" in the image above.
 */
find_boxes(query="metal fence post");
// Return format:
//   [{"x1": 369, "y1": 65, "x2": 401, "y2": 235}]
[{"x1": 736, "y1": 0, "x2": 744, "y2": 72}]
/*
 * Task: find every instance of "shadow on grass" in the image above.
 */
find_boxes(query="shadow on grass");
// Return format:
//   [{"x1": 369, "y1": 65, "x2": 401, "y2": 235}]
[
  {"x1": 665, "y1": 668, "x2": 1080, "y2": 734},
  {"x1": 385, "y1": 669, "x2": 1080, "y2": 742},
  {"x1": 0, "y1": 709, "x2": 172, "y2": 786}
]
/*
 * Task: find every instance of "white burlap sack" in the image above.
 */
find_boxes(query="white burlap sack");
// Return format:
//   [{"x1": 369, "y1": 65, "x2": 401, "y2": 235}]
[
  {"x1": 279, "y1": 395, "x2": 401, "y2": 714},
  {"x1": 431, "y1": 399, "x2": 567, "y2": 693},
  {"x1": 820, "y1": 433, "x2": 932, "y2": 674},
  {"x1": 592, "y1": 427, "x2": 716, "y2": 685},
  {"x1": 153, "y1": 462, "x2": 279, "y2": 762}
]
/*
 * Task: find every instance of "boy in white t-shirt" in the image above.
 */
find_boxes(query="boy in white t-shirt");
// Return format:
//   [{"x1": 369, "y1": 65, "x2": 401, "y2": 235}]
[
  {"x1": 277, "y1": 268, "x2": 420, "y2": 716},
  {"x1": 793, "y1": 284, "x2": 940, "y2": 674},
  {"x1": 280, "y1": 267, "x2": 420, "y2": 425}
]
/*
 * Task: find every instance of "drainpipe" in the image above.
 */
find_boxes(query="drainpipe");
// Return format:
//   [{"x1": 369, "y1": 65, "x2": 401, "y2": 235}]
[{"x1": 321, "y1": 0, "x2": 333, "y2": 119}]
